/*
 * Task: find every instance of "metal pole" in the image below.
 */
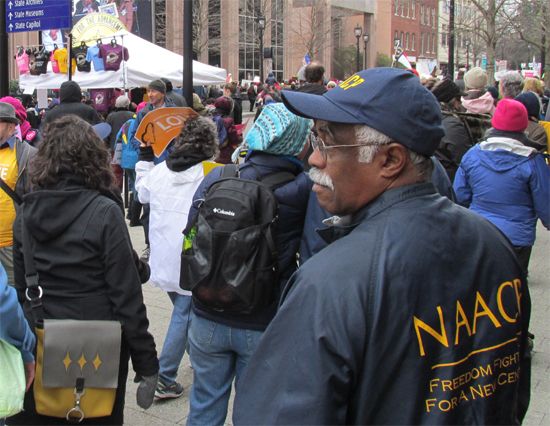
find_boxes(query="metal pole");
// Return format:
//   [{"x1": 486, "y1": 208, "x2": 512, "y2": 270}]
[
  {"x1": 259, "y1": 28, "x2": 264, "y2": 84},
  {"x1": 355, "y1": 36, "x2": 360, "y2": 72},
  {"x1": 0, "y1": 0, "x2": 9, "y2": 96},
  {"x1": 183, "y1": 0, "x2": 193, "y2": 107},
  {"x1": 68, "y1": 33, "x2": 73, "y2": 81},
  {"x1": 448, "y1": 0, "x2": 455, "y2": 78}
]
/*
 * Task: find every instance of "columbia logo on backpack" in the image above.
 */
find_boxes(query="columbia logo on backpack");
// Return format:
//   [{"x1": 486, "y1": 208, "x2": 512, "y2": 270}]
[
  {"x1": 212, "y1": 207, "x2": 235, "y2": 217},
  {"x1": 180, "y1": 164, "x2": 295, "y2": 314}
]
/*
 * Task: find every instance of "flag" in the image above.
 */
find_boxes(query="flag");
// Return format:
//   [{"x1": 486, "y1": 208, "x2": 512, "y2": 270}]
[{"x1": 397, "y1": 52, "x2": 412, "y2": 69}]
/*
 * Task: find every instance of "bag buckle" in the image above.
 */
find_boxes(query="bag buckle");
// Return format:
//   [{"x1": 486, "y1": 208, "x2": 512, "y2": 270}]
[
  {"x1": 66, "y1": 378, "x2": 85, "y2": 423},
  {"x1": 24, "y1": 284, "x2": 43, "y2": 302}
]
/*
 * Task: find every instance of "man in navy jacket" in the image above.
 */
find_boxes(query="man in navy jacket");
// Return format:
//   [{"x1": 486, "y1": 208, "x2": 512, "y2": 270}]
[{"x1": 233, "y1": 68, "x2": 531, "y2": 425}]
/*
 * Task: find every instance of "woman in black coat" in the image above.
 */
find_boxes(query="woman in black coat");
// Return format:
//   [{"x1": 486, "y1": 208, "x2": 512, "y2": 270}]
[{"x1": 8, "y1": 115, "x2": 158, "y2": 426}]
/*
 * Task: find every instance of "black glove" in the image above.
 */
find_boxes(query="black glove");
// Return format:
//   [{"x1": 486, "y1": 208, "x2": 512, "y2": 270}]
[
  {"x1": 136, "y1": 373, "x2": 158, "y2": 409},
  {"x1": 132, "y1": 249, "x2": 151, "y2": 284}
]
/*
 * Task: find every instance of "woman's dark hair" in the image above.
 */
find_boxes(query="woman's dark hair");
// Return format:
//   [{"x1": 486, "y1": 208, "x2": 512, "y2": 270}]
[
  {"x1": 170, "y1": 116, "x2": 219, "y2": 160},
  {"x1": 30, "y1": 115, "x2": 114, "y2": 192}
]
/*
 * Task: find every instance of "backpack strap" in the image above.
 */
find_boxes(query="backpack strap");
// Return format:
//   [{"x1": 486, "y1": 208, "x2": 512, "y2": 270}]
[
  {"x1": 221, "y1": 164, "x2": 239, "y2": 179},
  {"x1": 0, "y1": 176, "x2": 22, "y2": 205},
  {"x1": 260, "y1": 171, "x2": 296, "y2": 190}
]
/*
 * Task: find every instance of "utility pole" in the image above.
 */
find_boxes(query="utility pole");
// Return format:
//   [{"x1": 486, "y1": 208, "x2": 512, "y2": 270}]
[
  {"x1": 0, "y1": 0, "x2": 9, "y2": 96},
  {"x1": 448, "y1": 0, "x2": 455, "y2": 78},
  {"x1": 183, "y1": 0, "x2": 193, "y2": 107}
]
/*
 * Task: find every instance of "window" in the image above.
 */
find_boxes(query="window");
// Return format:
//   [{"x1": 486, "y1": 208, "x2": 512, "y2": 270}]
[
  {"x1": 433, "y1": 34, "x2": 437, "y2": 54},
  {"x1": 238, "y1": 0, "x2": 265, "y2": 81},
  {"x1": 406, "y1": 0, "x2": 409, "y2": 17},
  {"x1": 420, "y1": 32, "x2": 424, "y2": 53},
  {"x1": 394, "y1": 0, "x2": 399, "y2": 15},
  {"x1": 401, "y1": 0, "x2": 405, "y2": 16},
  {"x1": 441, "y1": 32, "x2": 446, "y2": 46},
  {"x1": 411, "y1": 0, "x2": 415, "y2": 19},
  {"x1": 208, "y1": 0, "x2": 221, "y2": 66},
  {"x1": 411, "y1": 33, "x2": 415, "y2": 50},
  {"x1": 432, "y1": 8, "x2": 436, "y2": 28},
  {"x1": 270, "y1": 0, "x2": 284, "y2": 82},
  {"x1": 420, "y1": 5, "x2": 424, "y2": 24},
  {"x1": 401, "y1": 31, "x2": 404, "y2": 47},
  {"x1": 405, "y1": 32, "x2": 409, "y2": 50}
]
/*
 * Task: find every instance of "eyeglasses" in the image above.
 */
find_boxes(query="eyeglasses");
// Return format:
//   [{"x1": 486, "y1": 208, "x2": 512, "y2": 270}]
[{"x1": 309, "y1": 128, "x2": 379, "y2": 161}]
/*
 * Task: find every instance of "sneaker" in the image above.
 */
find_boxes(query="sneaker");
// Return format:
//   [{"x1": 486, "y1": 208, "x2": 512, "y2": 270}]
[
  {"x1": 155, "y1": 381, "x2": 184, "y2": 400},
  {"x1": 140, "y1": 246, "x2": 150, "y2": 263}
]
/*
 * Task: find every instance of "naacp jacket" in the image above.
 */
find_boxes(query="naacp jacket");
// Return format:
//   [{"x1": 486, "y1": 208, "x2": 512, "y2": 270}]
[
  {"x1": 233, "y1": 183, "x2": 531, "y2": 425},
  {"x1": 13, "y1": 177, "x2": 158, "y2": 378}
]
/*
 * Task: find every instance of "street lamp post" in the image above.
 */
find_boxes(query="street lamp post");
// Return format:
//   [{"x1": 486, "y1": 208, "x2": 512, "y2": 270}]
[
  {"x1": 354, "y1": 24, "x2": 362, "y2": 72},
  {"x1": 257, "y1": 16, "x2": 265, "y2": 83},
  {"x1": 465, "y1": 39, "x2": 470, "y2": 70},
  {"x1": 363, "y1": 33, "x2": 369, "y2": 69}
]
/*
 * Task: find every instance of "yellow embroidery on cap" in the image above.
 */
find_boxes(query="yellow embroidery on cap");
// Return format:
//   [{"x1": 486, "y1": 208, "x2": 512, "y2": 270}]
[{"x1": 339, "y1": 75, "x2": 365, "y2": 90}]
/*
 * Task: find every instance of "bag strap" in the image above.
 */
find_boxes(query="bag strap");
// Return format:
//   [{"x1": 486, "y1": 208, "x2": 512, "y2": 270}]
[
  {"x1": 0, "y1": 176, "x2": 22, "y2": 205},
  {"x1": 221, "y1": 163, "x2": 238, "y2": 178},
  {"x1": 19, "y1": 207, "x2": 45, "y2": 325},
  {"x1": 260, "y1": 171, "x2": 296, "y2": 190}
]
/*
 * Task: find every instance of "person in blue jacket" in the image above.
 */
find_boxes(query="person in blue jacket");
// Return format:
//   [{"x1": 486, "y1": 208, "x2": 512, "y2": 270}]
[
  {"x1": 184, "y1": 103, "x2": 312, "y2": 426},
  {"x1": 0, "y1": 263, "x2": 35, "y2": 395},
  {"x1": 454, "y1": 98, "x2": 550, "y2": 275},
  {"x1": 233, "y1": 68, "x2": 531, "y2": 425}
]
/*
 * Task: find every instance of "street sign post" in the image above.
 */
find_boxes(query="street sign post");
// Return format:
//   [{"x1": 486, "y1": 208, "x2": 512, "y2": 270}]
[{"x1": 5, "y1": 0, "x2": 71, "y2": 33}]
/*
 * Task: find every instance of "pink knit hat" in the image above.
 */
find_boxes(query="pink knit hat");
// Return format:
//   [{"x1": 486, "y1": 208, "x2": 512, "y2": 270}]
[
  {"x1": 491, "y1": 98, "x2": 528, "y2": 132},
  {"x1": 0, "y1": 96, "x2": 26, "y2": 123}
]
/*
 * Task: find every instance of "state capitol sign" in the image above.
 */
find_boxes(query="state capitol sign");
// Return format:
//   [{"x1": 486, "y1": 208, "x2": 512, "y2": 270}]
[{"x1": 5, "y1": 0, "x2": 71, "y2": 33}]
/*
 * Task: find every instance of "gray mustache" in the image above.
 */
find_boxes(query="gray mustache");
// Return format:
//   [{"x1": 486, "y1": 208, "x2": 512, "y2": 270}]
[{"x1": 308, "y1": 167, "x2": 334, "y2": 190}]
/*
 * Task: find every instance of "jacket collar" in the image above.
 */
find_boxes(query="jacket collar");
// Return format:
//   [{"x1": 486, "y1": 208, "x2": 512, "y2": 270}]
[
  {"x1": 317, "y1": 183, "x2": 436, "y2": 244},
  {"x1": 0, "y1": 134, "x2": 17, "y2": 150}
]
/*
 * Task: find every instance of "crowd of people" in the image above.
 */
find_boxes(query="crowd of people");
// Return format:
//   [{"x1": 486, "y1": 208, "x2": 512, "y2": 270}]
[{"x1": 0, "y1": 62, "x2": 549, "y2": 425}]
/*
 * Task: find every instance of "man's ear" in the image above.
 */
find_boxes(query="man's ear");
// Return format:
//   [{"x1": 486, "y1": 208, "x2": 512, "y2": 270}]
[{"x1": 379, "y1": 143, "x2": 409, "y2": 179}]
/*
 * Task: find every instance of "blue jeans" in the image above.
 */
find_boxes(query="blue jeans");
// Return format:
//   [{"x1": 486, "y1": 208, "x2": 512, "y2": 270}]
[
  {"x1": 187, "y1": 313, "x2": 263, "y2": 426},
  {"x1": 158, "y1": 292, "x2": 192, "y2": 385}
]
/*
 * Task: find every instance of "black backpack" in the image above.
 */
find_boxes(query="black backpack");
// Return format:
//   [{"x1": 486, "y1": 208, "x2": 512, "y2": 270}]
[{"x1": 180, "y1": 164, "x2": 295, "y2": 314}]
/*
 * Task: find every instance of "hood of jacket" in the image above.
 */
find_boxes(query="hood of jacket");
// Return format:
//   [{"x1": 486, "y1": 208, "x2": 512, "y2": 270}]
[
  {"x1": 22, "y1": 180, "x2": 100, "y2": 242},
  {"x1": 475, "y1": 136, "x2": 535, "y2": 172},
  {"x1": 59, "y1": 81, "x2": 83, "y2": 103},
  {"x1": 461, "y1": 91, "x2": 495, "y2": 115}
]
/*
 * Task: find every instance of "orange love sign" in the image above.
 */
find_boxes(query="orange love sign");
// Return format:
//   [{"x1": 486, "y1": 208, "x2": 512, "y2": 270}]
[{"x1": 135, "y1": 107, "x2": 199, "y2": 157}]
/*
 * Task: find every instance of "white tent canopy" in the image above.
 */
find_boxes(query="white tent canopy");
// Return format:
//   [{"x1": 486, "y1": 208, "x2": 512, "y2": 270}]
[{"x1": 19, "y1": 32, "x2": 227, "y2": 91}]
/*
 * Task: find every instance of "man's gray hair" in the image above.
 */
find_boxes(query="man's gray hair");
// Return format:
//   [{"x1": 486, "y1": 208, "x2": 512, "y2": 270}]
[
  {"x1": 499, "y1": 71, "x2": 524, "y2": 99},
  {"x1": 355, "y1": 125, "x2": 433, "y2": 181}
]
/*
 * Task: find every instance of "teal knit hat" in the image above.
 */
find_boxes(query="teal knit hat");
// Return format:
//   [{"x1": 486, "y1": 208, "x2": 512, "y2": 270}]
[{"x1": 245, "y1": 103, "x2": 312, "y2": 156}]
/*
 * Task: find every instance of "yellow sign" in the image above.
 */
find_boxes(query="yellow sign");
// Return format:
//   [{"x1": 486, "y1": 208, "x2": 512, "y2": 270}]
[
  {"x1": 71, "y1": 13, "x2": 128, "y2": 46},
  {"x1": 135, "y1": 107, "x2": 199, "y2": 158}
]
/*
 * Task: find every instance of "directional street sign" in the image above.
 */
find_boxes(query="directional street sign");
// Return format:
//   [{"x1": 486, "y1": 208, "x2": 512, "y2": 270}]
[{"x1": 5, "y1": 0, "x2": 72, "y2": 33}]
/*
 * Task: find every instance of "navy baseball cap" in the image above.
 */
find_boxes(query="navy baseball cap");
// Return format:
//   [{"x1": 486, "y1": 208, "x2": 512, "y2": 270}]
[{"x1": 282, "y1": 68, "x2": 444, "y2": 157}]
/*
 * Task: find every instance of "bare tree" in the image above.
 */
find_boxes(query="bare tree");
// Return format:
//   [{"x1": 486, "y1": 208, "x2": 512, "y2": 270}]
[
  {"x1": 289, "y1": 1, "x2": 331, "y2": 61},
  {"x1": 460, "y1": 0, "x2": 511, "y2": 83},
  {"x1": 504, "y1": 0, "x2": 550, "y2": 83}
]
